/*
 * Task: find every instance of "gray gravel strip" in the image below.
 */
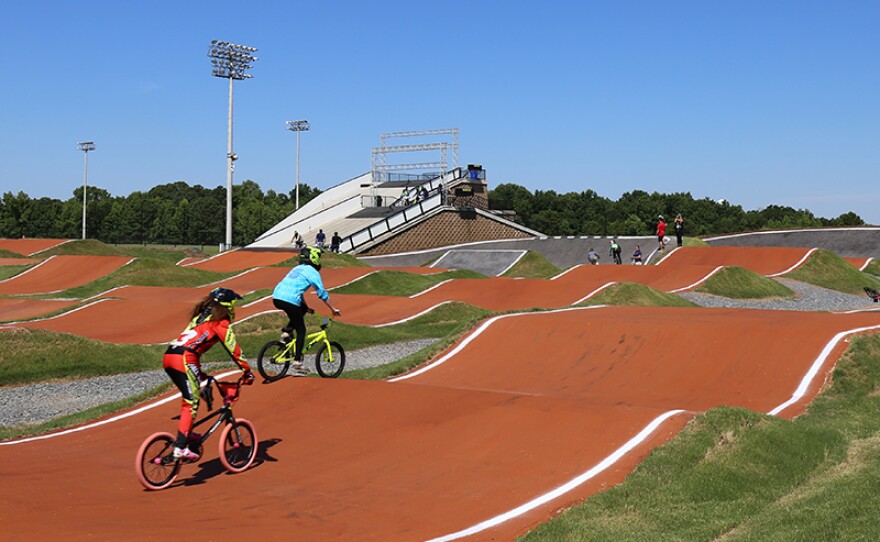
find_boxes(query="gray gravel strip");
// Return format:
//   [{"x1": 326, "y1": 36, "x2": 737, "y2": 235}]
[
  {"x1": 679, "y1": 278, "x2": 878, "y2": 312},
  {"x1": 0, "y1": 338, "x2": 439, "y2": 428}
]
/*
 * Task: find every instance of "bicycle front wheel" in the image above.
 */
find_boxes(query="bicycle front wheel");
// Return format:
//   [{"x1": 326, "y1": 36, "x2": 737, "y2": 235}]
[
  {"x1": 219, "y1": 418, "x2": 258, "y2": 473},
  {"x1": 257, "y1": 341, "x2": 291, "y2": 382},
  {"x1": 315, "y1": 341, "x2": 346, "y2": 378},
  {"x1": 135, "y1": 432, "x2": 181, "y2": 490}
]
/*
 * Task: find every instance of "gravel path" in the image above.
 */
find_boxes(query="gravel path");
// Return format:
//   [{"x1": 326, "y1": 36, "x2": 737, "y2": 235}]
[
  {"x1": 0, "y1": 339, "x2": 438, "y2": 427},
  {"x1": 679, "y1": 278, "x2": 877, "y2": 312},
  {"x1": 3, "y1": 278, "x2": 878, "y2": 429}
]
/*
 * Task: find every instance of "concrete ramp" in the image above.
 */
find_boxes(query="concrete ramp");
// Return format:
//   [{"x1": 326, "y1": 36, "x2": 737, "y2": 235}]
[{"x1": 429, "y1": 249, "x2": 527, "y2": 276}]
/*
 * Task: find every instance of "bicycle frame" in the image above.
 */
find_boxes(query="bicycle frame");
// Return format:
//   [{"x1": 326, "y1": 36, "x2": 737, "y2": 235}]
[
  {"x1": 277, "y1": 318, "x2": 335, "y2": 360},
  {"x1": 190, "y1": 378, "x2": 237, "y2": 445}
]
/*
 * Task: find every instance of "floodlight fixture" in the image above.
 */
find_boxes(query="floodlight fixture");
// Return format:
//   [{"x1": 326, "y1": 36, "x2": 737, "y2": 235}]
[
  {"x1": 286, "y1": 120, "x2": 310, "y2": 210},
  {"x1": 77, "y1": 141, "x2": 95, "y2": 240},
  {"x1": 208, "y1": 39, "x2": 258, "y2": 250}
]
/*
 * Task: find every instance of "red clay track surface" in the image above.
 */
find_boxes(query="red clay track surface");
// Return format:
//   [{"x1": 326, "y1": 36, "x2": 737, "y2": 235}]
[
  {"x1": 0, "y1": 298, "x2": 79, "y2": 322},
  {"x1": 660, "y1": 246, "x2": 814, "y2": 275},
  {"x1": 0, "y1": 238, "x2": 70, "y2": 256},
  {"x1": 0, "y1": 255, "x2": 133, "y2": 295},
  {"x1": 8, "y1": 266, "x2": 446, "y2": 343},
  {"x1": 3, "y1": 306, "x2": 880, "y2": 541}
]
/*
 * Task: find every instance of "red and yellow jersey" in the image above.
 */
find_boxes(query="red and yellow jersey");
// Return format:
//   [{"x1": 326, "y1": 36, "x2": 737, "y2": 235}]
[{"x1": 165, "y1": 314, "x2": 245, "y2": 368}]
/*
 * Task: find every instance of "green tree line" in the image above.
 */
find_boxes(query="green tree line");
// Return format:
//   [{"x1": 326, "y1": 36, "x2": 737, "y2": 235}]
[
  {"x1": 488, "y1": 184, "x2": 865, "y2": 237},
  {"x1": 0, "y1": 180, "x2": 865, "y2": 246},
  {"x1": 0, "y1": 180, "x2": 320, "y2": 246}
]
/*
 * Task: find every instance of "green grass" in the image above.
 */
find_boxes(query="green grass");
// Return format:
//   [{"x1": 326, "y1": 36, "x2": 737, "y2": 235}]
[
  {"x1": 862, "y1": 259, "x2": 880, "y2": 278},
  {"x1": 521, "y1": 332, "x2": 880, "y2": 541},
  {"x1": 41, "y1": 239, "x2": 125, "y2": 256},
  {"x1": 579, "y1": 282, "x2": 698, "y2": 307},
  {"x1": 0, "y1": 248, "x2": 24, "y2": 257},
  {"x1": 0, "y1": 264, "x2": 31, "y2": 281},
  {"x1": 330, "y1": 269, "x2": 485, "y2": 297},
  {"x1": 501, "y1": 251, "x2": 561, "y2": 279},
  {"x1": 0, "y1": 328, "x2": 165, "y2": 386},
  {"x1": 696, "y1": 266, "x2": 795, "y2": 299},
  {"x1": 785, "y1": 249, "x2": 880, "y2": 294}
]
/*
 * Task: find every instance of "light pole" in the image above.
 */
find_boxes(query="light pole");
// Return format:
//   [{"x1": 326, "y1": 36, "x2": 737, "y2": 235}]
[
  {"x1": 208, "y1": 40, "x2": 258, "y2": 251},
  {"x1": 286, "y1": 120, "x2": 309, "y2": 210},
  {"x1": 77, "y1": 141, "x2": 95, "y2": 240}
]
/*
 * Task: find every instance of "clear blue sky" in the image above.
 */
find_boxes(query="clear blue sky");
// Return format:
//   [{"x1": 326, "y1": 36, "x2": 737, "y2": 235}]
[{"x1": 2, "y1": 1, "x2": 878, "y2": 223}]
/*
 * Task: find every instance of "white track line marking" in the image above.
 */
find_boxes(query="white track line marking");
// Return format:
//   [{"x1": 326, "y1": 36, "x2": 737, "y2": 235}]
[
  {"x1": 425, "y1": 409, "x2": 687, "y2": 542},
  {"x1": 766, "y1": 248, "x2": 818, "y2": 277}
]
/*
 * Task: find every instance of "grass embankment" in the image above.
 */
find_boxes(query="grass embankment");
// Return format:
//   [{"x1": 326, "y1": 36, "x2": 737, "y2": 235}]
[
  {"x1": 696, "y1": 266, "x2": 795, "y2": 299},
  {"x1": 523, "y1": 332, "x2": 880, "y2": 541},
  {"x1": 502, "y1": 251, "x2": 561, "y2": 279},
  {"x1": 580, "y1": 282, "x2": 697, "y2": 307},
  {"x1": 330, "y1": 269, "x2": 485, "y2": 296},
  {"x1": 863, "y1": 259, "x2": 880, "y2": 278},
  {"x1": 0, "y1": 248, "x2": 24, "y2": 257},
  {"x1": 785, "y1": 249, "x2": 880, "y2": 294}
]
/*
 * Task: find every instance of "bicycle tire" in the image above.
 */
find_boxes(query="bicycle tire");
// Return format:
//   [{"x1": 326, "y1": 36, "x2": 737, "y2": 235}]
[
  {"x1": 135, "y1": 432, "x2": 181, "y2": 490},
  {"x1": 218, "y1": 418, "x2": 258, "y2": 473},
  {"x1": 257, "y1": 341, "x2": 291, "y2": 382},
  {"x1": 315, "y1": 341, "x2": 346, "y2": 378}
]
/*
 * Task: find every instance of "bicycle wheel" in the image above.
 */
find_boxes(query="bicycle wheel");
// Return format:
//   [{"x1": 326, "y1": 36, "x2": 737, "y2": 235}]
[
  {"x1": 218, "y1": 418, "x2": 258, "y2": 473},
  {"x1": 315, "y1": 341, "x2": 346, "y2": 378},
  {"x1": 135, "y1": 432, "x2": 181, "y2": 490},
  {"x1": 257, "y1": 341, "x2": 291, "y2": 382}
]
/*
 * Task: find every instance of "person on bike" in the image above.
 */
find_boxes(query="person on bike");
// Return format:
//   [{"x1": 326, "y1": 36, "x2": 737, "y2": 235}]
[
  {"x1": 163, "y1": 287, "x2": 254, "y2": 461},
  {"x1": 272, "y1": 246, "x2": 341, "y2": 376},
  {"x1": 609, "y1": 239, "x2": 622, "y2": 265}
]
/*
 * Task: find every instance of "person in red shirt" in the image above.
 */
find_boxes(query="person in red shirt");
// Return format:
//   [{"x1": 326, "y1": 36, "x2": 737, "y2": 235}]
[
  {"x1": 163, "y1": 287, "x2": 254, "y2": 461},
  {"x1": 656, "y1": 215, "x2": 668, "y2": 251}
]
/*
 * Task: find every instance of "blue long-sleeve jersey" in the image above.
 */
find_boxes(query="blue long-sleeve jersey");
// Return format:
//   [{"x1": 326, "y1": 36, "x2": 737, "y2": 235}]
[{"x1": 272, "y1": 264, "x2": 329, "y2": 306}]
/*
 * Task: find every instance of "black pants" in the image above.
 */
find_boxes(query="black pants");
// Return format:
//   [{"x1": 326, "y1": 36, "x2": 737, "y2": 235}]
[{"x1": 273, "y1": 298, "x2": 309, "y2": 361}]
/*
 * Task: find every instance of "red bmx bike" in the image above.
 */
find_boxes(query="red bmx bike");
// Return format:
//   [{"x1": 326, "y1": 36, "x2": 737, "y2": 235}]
[{"x1": 135, "y1": 375, "x2": 258, "y2": 490}]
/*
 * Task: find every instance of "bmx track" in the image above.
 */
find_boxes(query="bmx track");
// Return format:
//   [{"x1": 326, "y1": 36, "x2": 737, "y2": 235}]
[{"x1": 2, "y1": 244, "x2": 880, "y2": 539}]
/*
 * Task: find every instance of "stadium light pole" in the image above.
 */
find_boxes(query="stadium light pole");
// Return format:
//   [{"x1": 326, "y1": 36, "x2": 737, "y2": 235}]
[
  {"x1": 286, "y1": 120, "x2": 309, "y2": 210},
  {"x1": 208, "y1": 40, "x2": 258, "y2": 250},
  {"x1": 77, "y1": 141, "x2": 95, "y2": 240}
]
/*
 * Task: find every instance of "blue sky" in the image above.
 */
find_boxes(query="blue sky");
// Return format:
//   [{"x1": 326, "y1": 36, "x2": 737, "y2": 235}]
[{"x1": 2, "y1": 1, "x2": 878, "y2": 223}]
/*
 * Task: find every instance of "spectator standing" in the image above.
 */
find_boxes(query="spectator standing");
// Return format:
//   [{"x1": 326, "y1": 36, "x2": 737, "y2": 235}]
[
  {"x1": 291, "y1": 231, "x2": 304, "y2": 249},
  {"x1": 315, "y1": 229, "x2": 326, "y2": 249},
  {"x1": 330, "y1": 232, "x2": 342, "y2": 253},
  {"x1": 631, "y1": 245, "x2": 643, "y2": 265},
  {"x1": 656, "y1": 216, "x2": 667, "y2": 251},
  {"x1": 587, "y1": 247, "x2": 600, "y2": 265},
  {"x1": 609, "y1": 239, "x2": 622, "y2": 265},
  {"x1": 674, "y1": 214, "x2": 685, "y2": 247}
]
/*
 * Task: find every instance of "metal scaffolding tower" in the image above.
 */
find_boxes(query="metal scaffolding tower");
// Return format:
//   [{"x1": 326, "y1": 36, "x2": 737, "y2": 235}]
[{"x1": 371, "y1": 128, "x2": 459, "y2": 184}]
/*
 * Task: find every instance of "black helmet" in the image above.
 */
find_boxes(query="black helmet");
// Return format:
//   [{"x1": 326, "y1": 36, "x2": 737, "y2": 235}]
[
  {"x1": 210, "y1": 287, "x2": 242, "y2": 308},
  {"x1": 299, "y1": 246, "x2": 322, "y2": 270}
]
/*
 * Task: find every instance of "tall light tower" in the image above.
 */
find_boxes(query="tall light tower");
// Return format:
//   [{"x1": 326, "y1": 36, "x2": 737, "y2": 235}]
[
  {"x1": 208, "y1": 40, "x2": 258, "y2": 250},
  {"x1": 77, "y1": 141, "x2": 95, "y2": 240},
  {"x1": 286, "y1": 120, "x2": 309, "y2": 210}
]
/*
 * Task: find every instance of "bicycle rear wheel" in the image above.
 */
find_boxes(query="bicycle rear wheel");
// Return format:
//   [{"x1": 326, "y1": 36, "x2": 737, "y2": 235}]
[
  {"x1": 218, "y1": 418, "x2": 258, "y2": 473},
  {"x1": 315, "y1": 341, "x2": 346, "y2": 378},
  {"x1": 257, "y1": 341, "x2": 291, "y2": 382},
  {"x1": 135, "y1": 432, "x2": 181, "y2": 490}
]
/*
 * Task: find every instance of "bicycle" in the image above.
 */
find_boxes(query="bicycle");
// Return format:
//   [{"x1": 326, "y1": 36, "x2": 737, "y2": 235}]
[
  {"x1": 257, "y1": 317, "x2": 346, "y2": 381},
  {"x1": 135, "y1": 375, "x2": 258, "y2": 491}
]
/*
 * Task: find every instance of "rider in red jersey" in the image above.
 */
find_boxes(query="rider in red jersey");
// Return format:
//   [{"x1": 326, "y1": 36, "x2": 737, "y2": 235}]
[{"x1": 163, "y1": 287, "x2": 254, "y2": 461}]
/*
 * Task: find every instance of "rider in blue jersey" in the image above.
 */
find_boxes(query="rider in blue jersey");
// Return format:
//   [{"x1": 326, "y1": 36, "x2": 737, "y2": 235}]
[{"x1": 272, "y1": 246, "x2": 341, "y2": 375}]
